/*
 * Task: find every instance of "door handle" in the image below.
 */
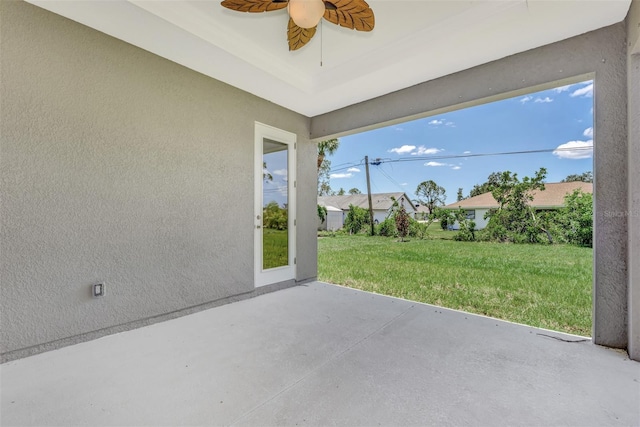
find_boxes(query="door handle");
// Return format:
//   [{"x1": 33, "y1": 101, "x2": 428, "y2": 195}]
[{"x1": 256, "y1": 225, "x2": 261, "y2": 229}]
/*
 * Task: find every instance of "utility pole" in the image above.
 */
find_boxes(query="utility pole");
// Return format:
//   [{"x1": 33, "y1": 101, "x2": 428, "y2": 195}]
[{"x1": 364, "y1": 156, "x2": 375, "y2": 236}]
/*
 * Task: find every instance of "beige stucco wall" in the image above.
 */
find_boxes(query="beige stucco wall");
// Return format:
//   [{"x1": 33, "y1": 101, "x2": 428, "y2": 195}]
[
  {"x1": 312, "y1": 23, "x2": 631, "y2": 353},
  {"x1": 627, "y1": 0, "x2": 640, "y2": 360},
  {"x1": 0, "y1": 1, "x2": 316, "y2": 359}
]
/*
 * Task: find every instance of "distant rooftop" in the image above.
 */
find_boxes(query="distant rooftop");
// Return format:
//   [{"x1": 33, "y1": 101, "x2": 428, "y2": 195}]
[
  {"x1": 318, "y1": 192, "x2": 416, "y2": 211},
  {"x1": 445, "y1": 182, "x2": 593, "y2": 210}
]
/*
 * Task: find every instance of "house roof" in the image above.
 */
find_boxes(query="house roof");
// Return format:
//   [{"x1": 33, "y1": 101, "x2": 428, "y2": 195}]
[
  {"x1": 26, "y1": 1, "x2": 632, "y2": 116},
  {"x1": 444, "y1": 182, "x2": 593, "y2": 210},
  {"x1": 325, "y1": 206, "x2": 342, "y2": 212},
  {"x1": 318, "y1": 193, "x2": 416, "y2": 212},
  {"x1": 415, "y1": 205, "x2": 431, "y2": 214}
]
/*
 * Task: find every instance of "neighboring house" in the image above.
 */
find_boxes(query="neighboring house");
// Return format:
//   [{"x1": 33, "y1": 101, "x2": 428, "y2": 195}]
[
  {"x1": 318, "y1": 206, "x2": 343, "y2": 231},
  {"x1": 444, "y1": 182, "x2": 593, "y2": 230},
  {"x1": 414, "y1": 204, "x2": 432, "y2": 220},
  {"x1": 318, "y1": 193, "x2": 416, "y2": 229}
]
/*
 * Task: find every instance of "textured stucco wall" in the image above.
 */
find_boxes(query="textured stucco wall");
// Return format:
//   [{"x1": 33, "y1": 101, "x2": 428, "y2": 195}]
[
  {"x1": 627, "y1": 0, "x2": 640, "y2": 361},
  {"x1": 0, "y1": 1, "x2": 315, "y2": 358},
  {"x1": 312, "y1": 24, "x2": 630, "y2": 350}
]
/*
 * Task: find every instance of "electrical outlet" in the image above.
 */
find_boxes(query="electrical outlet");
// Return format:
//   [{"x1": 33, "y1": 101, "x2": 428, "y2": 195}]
[{"x1": 93, "y1": 283, "x2": 105, "y2": 297}]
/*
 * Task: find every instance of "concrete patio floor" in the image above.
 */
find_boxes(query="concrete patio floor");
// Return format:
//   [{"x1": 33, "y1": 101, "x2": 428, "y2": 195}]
[{"x1": 1, "y1": 282, "x2": 639, "y2": 426}]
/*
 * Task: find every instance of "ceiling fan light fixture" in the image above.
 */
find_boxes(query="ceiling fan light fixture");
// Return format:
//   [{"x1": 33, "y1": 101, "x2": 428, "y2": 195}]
[
  {"x1": 287, "y1": 0, "x2": 325, "y2": 29},
  {"x1": 220, "y1": 0, "x2": 374, "y2": 51}
]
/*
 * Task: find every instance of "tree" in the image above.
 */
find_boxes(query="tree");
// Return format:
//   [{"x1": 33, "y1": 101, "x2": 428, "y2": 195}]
[
  {"x1": 263, "y1": 201, "x2": 287, "y2": 230},
  {"x1": 317, "y1": 139, "x2": 340, "y2": 196},
  {"x1": 562, "y1": 171, "x2": 593, "y2": 183},
  {"x1": 469, "y1": 172, "x2": 502, "y2": 198},
  {"x1": 344, "y1": 204, "x2": 369, "y2": 234},
  {"x1": 348, "y1": 188, "x2": 362, "y2": 195},
  {"x1": 337, "y1": 188, "x2": 346, "y2": 196},
  {"x1": 415, "y1": 180, "x2": 446, "y2": 214},
  {"x1": 555, "y1": 190, "x2": 593, "y2": 246},
  {"x1": 317, "y1": 204, "x2": 328, "y2": 222},
  {"x1": 483, "y1": 168, "x2": 548, "y2": 243},
  {"x1": 433, "y1": 207, "x2": 456, "y2": 230},
  {"x1": 262, "y1": 162, "x2": 273, "y2": 182},
  {"x1": 395, "y1": 205, "x2": 410, "y2": 242},
  {"x1": 457, "y1": 188, "x2": 464, "y2": 202},
  {"x1": 452, "y1": 208, "x2": 476, "y2": 242},
  {"x1": 317, "y1": 139, "x2": 339, "y2": 171},
  {"x1": 318, "y1": 179, "x2": 333, "y2": 197}
]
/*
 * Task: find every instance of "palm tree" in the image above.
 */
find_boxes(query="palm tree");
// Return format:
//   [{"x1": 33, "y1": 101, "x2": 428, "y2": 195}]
[{"x1": 317, "y1": 139, "x2": 339, "y2": 171}]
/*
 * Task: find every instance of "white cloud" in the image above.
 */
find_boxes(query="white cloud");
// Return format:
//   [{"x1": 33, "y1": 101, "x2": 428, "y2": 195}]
[
  {"x1": 411, "y1": 146, "x2": 443, "y2": 156},
  {"x1": 553, "y1": 84, "x2": 573, "y2": 93},
  {"x1": 347, "y1": 167, "x2": 361, "y2": 173},
  {"x1": 330, "y1": 173, "x2": 353, "y2": 179},
  {"x1": 428, "y1": 118, "x2": 455, "y2": 127},
  {"x1": 425, "y1": 161, "x2": 447, "y2": 167},
  {"x1": 583, "y1": 127, "x2": 593, "y2": 138},
  {"x1": 553, "y1": 140, "x2": 593, "y2": 159},
  {"x1": 520, "y1": 96, "x2": 533, "y2": 104},
  {"x1": 394, "y1": 127, "x2": 404, "y2": 131},
  {"x1": 272, "y1": 169, "x2": 287, "y2": 176},
  {"x1": 451, "y1": 166, "x2": 462, "y2": 170},
  {"x1": 388, "y1": 144, "x2": 416, "y2": 154},
  {"x1": 535, "y1": 97, "x2": 553, "y2": 103},
  {"x1": 570, "y1": 83, "x2": 593, "y2": 98},
  {"x1": 553, "y1": 80, "x2": 593, "y2": 96},
  {"x1": 401, "y1": 183, "x2": 408, "y2": 186},
  {"x1": 463, "y1": 151, "x2": 472, "y2": 154}
]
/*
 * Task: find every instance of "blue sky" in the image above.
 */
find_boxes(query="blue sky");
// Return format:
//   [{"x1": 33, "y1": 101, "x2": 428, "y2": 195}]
[{"x1": 326, "y1": 80, "x2": 594, "y2": 205}]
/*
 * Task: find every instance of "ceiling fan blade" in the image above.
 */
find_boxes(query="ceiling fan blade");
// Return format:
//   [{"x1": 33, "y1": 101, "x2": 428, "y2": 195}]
[
  {"x1": 221, "y1": 0, "x2": 288, "y2": 13},
  {"x1": 323, "y1": 0, "x2": 374, "y2": 32},
  {"x1": 287, "y1": 18, "x2": 317, "y2": 51}
]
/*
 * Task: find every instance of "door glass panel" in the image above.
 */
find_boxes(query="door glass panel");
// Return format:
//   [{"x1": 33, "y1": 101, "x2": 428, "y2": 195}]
[{"x1": 262, "y1": 139, "x2": 288, "y2": 270}]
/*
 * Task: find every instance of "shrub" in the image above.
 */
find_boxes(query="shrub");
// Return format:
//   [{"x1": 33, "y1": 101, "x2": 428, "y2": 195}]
[
  {"x1": 451, "y1": 208, "x2": 476, "y2": 241},
  {"x1": 263, "y1": 201, "x2": 288, "y2": 230},
  {"x1": 433, "y1": 207, "x2": 455, "y2": 230},
  {"x1": 395, "y1": 206, "x2": 410, "y2": 241},
  {"x1": 454, "y1": 219, "x2": 476, "y2": 242},
  {"x1": 555, "y1": 190, "x2": 593, "y2": 247},
  {"x1": 408, "y1": 219, "x2": 431, "y2": 239},
  {"x1": 344, "y1": 204, "x2": 370, "y2": 234},
  {"x1": 317, "y1": 204, "x2": 327, "y2": 222},
  {"x1": 377, "y1": 217, "x2": 396, "y2": 237}
]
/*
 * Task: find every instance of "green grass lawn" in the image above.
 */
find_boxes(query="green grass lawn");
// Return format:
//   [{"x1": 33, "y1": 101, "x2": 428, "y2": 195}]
[
  {"x1": 263, "y1": 229, "x2": 288, "y2": 269},
  {"x1": 318, "y1": 233, "x2": 593, "y2": 336}
]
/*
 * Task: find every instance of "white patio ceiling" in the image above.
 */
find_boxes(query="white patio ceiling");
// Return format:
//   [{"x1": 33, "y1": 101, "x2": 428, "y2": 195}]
[{"x1": 27, "y1": 0, "x2": 631, "y2": 117}]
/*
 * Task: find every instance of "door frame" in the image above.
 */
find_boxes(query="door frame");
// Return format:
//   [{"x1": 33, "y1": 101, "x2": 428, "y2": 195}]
[{"x1": 254, "y1": 122, "x2": 297, "y2": 287}]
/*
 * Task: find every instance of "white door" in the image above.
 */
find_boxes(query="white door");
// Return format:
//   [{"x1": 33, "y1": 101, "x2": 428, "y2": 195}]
[{"x1": 254, "y1": 122, "x2": 296, "y2": 287}]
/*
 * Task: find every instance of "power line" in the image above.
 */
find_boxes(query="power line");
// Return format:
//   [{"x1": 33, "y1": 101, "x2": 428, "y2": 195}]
[
  {"x1": 330, "y1": 160, "x2": 365, "y2": 170},
  {"x1": 375, "y1": 164, "x2": 406, "y2": 192},
  {"x1": 327, "y1": 159, "x2": 365, "y2": 174},
  {"x1": 388, "y1": 146, "x2": 592, "y2": 164},
  {"x1": 328, "y1": 146, "x2": 591, "y2": 173}
]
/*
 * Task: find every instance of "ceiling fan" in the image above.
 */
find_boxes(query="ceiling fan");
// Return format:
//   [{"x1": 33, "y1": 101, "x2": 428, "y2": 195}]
[{"x1": 220, "y1": 0, "x2": 375, "y2": 51}]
